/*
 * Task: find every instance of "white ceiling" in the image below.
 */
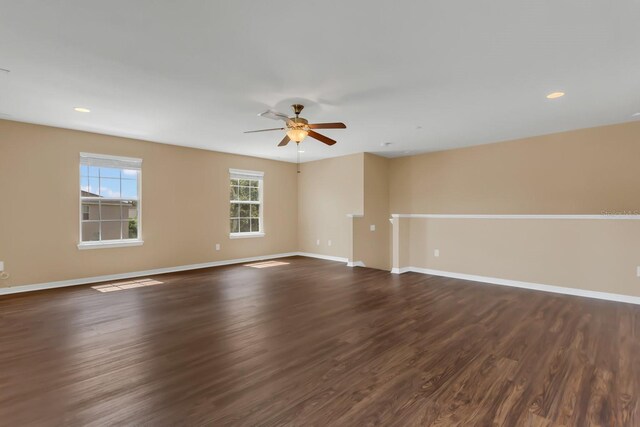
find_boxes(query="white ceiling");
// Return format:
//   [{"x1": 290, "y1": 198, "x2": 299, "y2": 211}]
[{"x1": 1, "y1": 1, "x2": 639, "y2": 162}]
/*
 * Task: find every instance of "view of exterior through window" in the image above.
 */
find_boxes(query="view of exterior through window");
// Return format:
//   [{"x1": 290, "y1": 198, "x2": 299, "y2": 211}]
[
  {"x1": 79, "y1": 153, "x2": 142, "y2": 245},
  {"x1": 229, "y1": 169, "x2": 263, "y2": 236}
]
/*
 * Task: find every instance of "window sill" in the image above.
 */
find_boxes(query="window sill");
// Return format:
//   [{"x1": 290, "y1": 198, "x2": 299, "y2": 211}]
[
  {"x1": 78, "y1": 240, "x2": 144, "y2": 250},
  {"x1": 229, "y1": 232, "x2": 265, "y2": 239}
]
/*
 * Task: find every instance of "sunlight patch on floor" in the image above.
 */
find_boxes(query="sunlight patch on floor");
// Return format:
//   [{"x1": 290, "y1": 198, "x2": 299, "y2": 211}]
[
  {"x1": 244, "y1": 260, "x2": 290, "y2": 269},
  {"x1": 92, "y1": 278, "x2": 164, "y2": 292}
]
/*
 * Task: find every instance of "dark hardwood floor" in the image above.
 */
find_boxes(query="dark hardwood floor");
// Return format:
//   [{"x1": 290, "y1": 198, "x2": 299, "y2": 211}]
[{"x1": 1, "y1": 256, "x2": 638, "y2": 426}]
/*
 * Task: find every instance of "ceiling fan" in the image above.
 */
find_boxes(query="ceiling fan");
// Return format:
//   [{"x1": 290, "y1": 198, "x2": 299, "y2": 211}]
[{"x1": 244, "y1": 104, "x2": 346, "y2": 147}]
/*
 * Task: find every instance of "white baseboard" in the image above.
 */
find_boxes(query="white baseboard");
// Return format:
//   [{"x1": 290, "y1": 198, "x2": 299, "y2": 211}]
[
  {"x1": 392, "y1": 266, "x2": 640, "y2": 305},
  {"x1": 7, "y1": 253, "x2": 637, "y2": 305},
  {"x1": 0, "y1": 251, "x2": 351, "y2": 296},
  {"x1": 391, "y1": 213, "x2": 640, "y2": 220},
  {"x1": 298, "y1": 252, "x2": 349, "y2": 263},
  {"x1": 347, "y1": 261, "x2": 365, "y2": 267}
]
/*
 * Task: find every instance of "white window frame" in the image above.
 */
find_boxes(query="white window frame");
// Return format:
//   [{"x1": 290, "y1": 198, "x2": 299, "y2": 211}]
[
  {"x1": 229, "y1": 168, "x2": 264, "y2": 239},
  {"x1": 78, "y1": 152, "x2": 143, "y2": 249}
]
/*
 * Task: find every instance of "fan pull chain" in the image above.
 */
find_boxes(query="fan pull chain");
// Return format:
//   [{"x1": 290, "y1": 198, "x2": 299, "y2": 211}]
[{"x1": 296, "y1": 142, "x2": 300, "y2": 173}]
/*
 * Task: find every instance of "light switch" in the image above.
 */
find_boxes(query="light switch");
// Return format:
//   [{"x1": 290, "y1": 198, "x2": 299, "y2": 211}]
[
  {"x1": 215, "y1": 244, "x2": 221, "y2": 251},
  {"x1": 370, "y1": 225, "x2": 376, "y2": 231},
  {"x1": 434, "y1": 249, "x2": 440, "y2": 257},
  {"x1": 0, "y1": 261, "x2": 4, "y2": 271},
  {"x1": 328, "y1": 240, "x2": 332, "y2": 246},
  {"x1": 316, "y1": 239, "x2": 320, "y2": 246}
]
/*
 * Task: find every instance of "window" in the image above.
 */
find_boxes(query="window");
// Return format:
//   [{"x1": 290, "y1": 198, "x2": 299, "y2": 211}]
[
  {"x1": 229, "y1": 169, "x2": 264, "y2": 238},
  {"x1": 79, "y1": 153, "x2": 142, "y2": 249}
]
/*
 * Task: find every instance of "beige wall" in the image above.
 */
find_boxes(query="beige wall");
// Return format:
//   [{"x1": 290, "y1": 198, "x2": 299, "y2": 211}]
[
  {"x1": 2, "y1": 117, "x2": 639, "y2": 295},
  {"x1": 392, "y1": 217, "x2": 411, "y2": 271},
  {"x1": 297, "y1": 153, "x2": 364, "y2": 258},
  {"x1": 390, "y1": 121, "x2": 640, "y2": 297},
  {"x1": 406, "y1": 217, "x2": 640, "y2": 297},
  {"x1": 0, "y1": 120, "x2": 298, "y2": 287},
  {"x1": 297, "y1": 152, "x2": 391, "y2": 268},
  {"x1": 353, "y1": 154, "x2": 391, "y2": 269},
  {"x1": 390, "y1": 121, "x2": 640, "y2": 214}
]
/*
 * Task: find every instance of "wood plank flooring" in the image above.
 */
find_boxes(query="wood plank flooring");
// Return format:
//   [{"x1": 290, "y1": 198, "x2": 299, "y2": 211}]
[{"x1": 1, "y1": 256, "x2": 638, "y2": 426}]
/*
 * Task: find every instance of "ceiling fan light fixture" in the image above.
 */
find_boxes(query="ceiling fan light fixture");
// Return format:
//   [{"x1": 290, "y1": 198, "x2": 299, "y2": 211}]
[
  {"x1": 287, "y1": 128, "x2": 308, "y2": 142},
  {"x1": 245, "y1": 104, "x2": 344, "y2": 147}
]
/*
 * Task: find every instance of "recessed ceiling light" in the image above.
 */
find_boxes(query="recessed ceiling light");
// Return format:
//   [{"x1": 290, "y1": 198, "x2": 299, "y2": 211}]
[
  {"x1": 298, "y1": 150, "x2": 305, "y2": 153},
  {"x1": 381, "y1": 142, "x2": 393, "y2": 147},
  {"x1": 546, "y1": 92, "x2": 565, "y2": 99},
  {"x1": 632, "y1": 112, "x2": 640, "y2": 118},
  {"x1": 74, "y1": 107, "x2": 91, "y2": 113}
]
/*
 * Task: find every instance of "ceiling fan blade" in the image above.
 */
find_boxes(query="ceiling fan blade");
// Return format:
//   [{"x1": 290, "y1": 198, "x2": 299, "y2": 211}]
[
  {"x1": 307, "y1": 122, "x2": 347, "y2": 129},
  {"x1": 278, "y1": 135, "x2": 291, "y2": 146},
  {"x1": 244, "y1": 127, "x2": 285, "y2": 133},
  {"x1": 308, "y1": 130, "x2": 337, "y2": 146},
  {"x1": 259, "y1": 110, "x2": 291, "y2": 122}
]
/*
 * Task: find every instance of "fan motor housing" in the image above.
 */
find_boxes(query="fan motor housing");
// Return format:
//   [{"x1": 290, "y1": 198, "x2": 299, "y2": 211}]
[{"x1": 289, "y1": 117, "x2": 308, "y2": 128}]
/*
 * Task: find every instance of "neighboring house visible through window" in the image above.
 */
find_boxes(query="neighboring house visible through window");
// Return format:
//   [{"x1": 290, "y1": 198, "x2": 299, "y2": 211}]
[
  {"x1": 229, "y1": 169, "x2": 264, "y2": 238},
  {"x1": 79, "y1": 153, "x2": 142, "y2": 248}
]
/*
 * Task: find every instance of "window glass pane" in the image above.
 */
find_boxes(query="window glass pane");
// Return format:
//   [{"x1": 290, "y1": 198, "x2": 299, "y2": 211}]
[
  {"x1": 239, "y1": 186, "x2": 250, "y2": 201},
  {"x1": 124, "y1": 220, "x2": 138, "y2": 239},
  {"x1": 99, "y1": 167, "x2": 121, "y2": 178},
  {"x1": 230, "y1": 186, "x2": 239, "y2": 201},
  {"x1": 80, "y1": 176, "x2": 89, "y2": 193},
  {"x1": 230, "y1": 203, "x2": 240, "y2": 218},
  {"x1": 88, "y1": 177, "x2": 100, "y2": 195},
  {"x1": 100, "y1": 201, "x2": 122, "y2": 220},
  {"x1": 229, "y1": 174, "x2": 261, "y2": 234},
  {"x1": 82, "y1": 202, "x2": 100, "y2": 220},
  {"x1": 88, "y1": 166, "x2": 100, "y2": 177},
  {"x1": 101, "y1": 221, "x2": 122, "y2": 240},
  {"x1": 82, "y1": 222, "x2": 100, "y2": 241},
  {"x1": 123, "y1": 201, "x2": 138, "y2": 219},
  {"x1": 80, "y1": 157, "x2": 142, "y2": 243},
  {"x1": 121, "y1": 179, "x2": 137, "y2": 199},
  {"x1": 99, "y1": 178, "x2": 120, "y2": 197}
]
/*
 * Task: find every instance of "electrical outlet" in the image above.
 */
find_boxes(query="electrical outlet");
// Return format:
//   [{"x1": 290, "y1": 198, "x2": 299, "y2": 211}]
[
  {"x1": 328, "y1": 240, "x2": 332, "y2": 246},
  {"x1": 215, "y1": 244, "x2": 220, "y2": 251},
  {"x1": 370, "y1": 224, "x2": 376, "y2": 231},
  {"x1": 434, "y1": 249, "x2": 440, "y2": 257},
  {"x1": 316, "y1": 239, "x2": 320, "y2": 246},
  {"x1": 637, "y1": 266, "x2": 640, "y2": 277},
  {"x1": 0, "y1": 261, "x2": 4, "y2": 271}
]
